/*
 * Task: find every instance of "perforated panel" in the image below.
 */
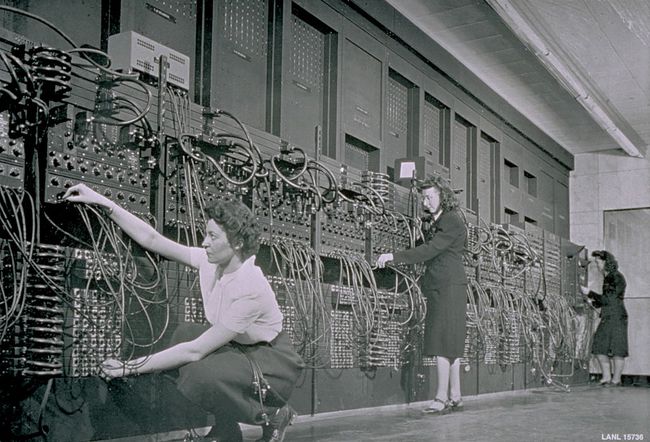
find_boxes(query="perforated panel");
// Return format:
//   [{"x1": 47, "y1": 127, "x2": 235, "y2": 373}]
[
  {"x1": 281, "y1": 11, "x2": 330, "y2": 155},
  {"x1": 291, "y1": 15, "x2": 324, "y2": 91},
  {"x1": 478, "y1": 136, "x2": 493, "y2": 221},
  {"x1": 385, "y1": 72, "x2": 409, "y2": 170},
  {"x1": 387, "y1": 76, "x2": 408, "y2": 136},
  {"x1": 223, "y1": 0, "x2": 268, "y2": 57},
  {"x1": 148, "y1": 0, "x2": 197, "y2": 19},
  {"x1": 424, "y1": 98, "x2": 441, "y2": 166},
  {"x1": 1, "y1": 0, "x2": 102, "y2": 47},
  {"x1": 212, "y1": 0, "x2": 269, "y2": 129},
  {"x1": 345, "y1": 140, "x2": 369, "y2": 171},
  {"x1": 0, "y1": 0, "x2": 16, "y2": 30},
  {"x1": 452, "y1": 119, "x2": 468, "y2": 206}
]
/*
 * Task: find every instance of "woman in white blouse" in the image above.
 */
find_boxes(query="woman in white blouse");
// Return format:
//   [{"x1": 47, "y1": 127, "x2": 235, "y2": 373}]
[{"x1": 63, "y1": 183, "x2": 304, "y2": 442}]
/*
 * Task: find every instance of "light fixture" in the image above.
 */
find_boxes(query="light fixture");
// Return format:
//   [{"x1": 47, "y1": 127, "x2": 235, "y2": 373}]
[{"x1": 487, "y1": 0, "x2": 644, "y2": 158}]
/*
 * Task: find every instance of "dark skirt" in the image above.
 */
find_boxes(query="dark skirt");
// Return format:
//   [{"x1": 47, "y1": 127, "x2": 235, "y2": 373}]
[
  {"x1": 423, "y1": 283, "x2": 467, "y2": 360},
  {"x1": 592, "y1": 316, "x2": 628, "y2": 357},
  {"x1": 171, "y1": 323, "x2": 304, "y2": 424}
]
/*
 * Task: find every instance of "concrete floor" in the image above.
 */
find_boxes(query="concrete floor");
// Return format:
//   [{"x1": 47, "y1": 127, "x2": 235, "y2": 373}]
[
  {"x1": 106, "y1": 383, "x2": 649, "y2": 442},
  {"x1": 238, "y1": 384, "x2": 650, "y2": 442}
]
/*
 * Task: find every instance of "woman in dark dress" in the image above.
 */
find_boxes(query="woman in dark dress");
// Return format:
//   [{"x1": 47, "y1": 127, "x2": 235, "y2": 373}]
[
  {"x1": 581, "y1": 250, "x2": 628, "y2": 386},
  {"x1": 376, "y1": 176, "x2": 467, "y2": 414}
]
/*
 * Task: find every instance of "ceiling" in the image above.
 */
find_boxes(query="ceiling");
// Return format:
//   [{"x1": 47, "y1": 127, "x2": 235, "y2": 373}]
[{"x1": 385, "y1": 0, "x2": 650, "y2": 158}]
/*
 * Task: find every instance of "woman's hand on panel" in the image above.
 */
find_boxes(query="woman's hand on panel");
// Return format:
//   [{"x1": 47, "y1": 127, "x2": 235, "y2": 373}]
[
  {"x1": 62, "y1": 183, "x2": 109, "y2": 207},
  {"x1": 375, "y1": 253, "x2": 394, "y2": 268}
]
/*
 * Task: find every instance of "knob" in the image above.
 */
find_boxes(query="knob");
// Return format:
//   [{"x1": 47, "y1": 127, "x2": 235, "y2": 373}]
[
  {"x1": 103, "y1": 189, "x2": 112, "y2": 197},
  {"x1": 117, "y1": 192, "x2": 124, "y2": 200},
  {"x1": 50, "y1": 177, "x2": 60, "y2": 186},
  {"x1": 66, "y1": 162, "x2": 75, "y2": 171},
  {"x1": 93, "y1": 168, "x2": 101, "y2": 176},
  {"x1": 105, "y1": 170, "x2": 113, "y2": 179},
  {"x1": 9, "y1": 168, "x2": 19, "y2": 177}
]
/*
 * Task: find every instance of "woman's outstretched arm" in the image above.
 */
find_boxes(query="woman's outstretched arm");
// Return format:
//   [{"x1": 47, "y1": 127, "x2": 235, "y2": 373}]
[{"x1": 63, "y1": 183, "x2": 193, "y2": 266}]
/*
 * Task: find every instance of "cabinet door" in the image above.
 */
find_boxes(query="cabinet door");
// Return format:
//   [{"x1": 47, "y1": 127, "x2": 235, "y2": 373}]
[{"x1": 211, "y1": 0, "x2": 270, "y2": 130}]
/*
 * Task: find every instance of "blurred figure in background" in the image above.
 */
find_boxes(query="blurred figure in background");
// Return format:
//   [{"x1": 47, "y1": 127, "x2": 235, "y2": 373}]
[{"x1": 581, "y1": 250, "x2": 628, "y2": 386}]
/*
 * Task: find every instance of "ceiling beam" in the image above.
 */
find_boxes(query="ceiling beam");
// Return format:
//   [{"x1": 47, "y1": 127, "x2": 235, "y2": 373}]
[{"x1": 486, "y1": 0, "x2": 645, "y2": 158}]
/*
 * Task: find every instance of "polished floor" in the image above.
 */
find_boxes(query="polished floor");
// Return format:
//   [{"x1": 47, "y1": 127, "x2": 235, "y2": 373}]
[
  {"x1": 267, "y1": 384, "x2": 649, "y2": 442},
  {"x1": 109, "y1": 382, "x2": 650, "y2": 442}
]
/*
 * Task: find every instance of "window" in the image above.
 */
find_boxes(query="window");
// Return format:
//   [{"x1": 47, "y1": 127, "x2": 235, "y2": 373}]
[
  {"x1": 504, "y1": 159, "x2": 518, "y2": 187},
  {"x1": 504, "y1": 207, "x2": 519, "y2": 225},
  {"x1": 524, "y1": 216, "x2": 537, "y2": 226},
  {"x1": 524, "y1": 171, "x2": 537, "y2": 197}
]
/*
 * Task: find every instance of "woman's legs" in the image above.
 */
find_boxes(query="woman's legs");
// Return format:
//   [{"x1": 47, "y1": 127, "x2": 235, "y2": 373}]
[
  {"x1": 595, "y1": 354, "x2": 612, "y2": 382},
  {"x1": 422, "y1": 356, "x2": 451, "y2": 411},
  {"x1": 424, "y1": 356, "x2": 460, "y2": 412},
  {"x1": 612, "y1": 356, "x2": 625, "y2": 384},
  {"x1": 449, "y1": 358, "x2": 461, "y2": 401},
  {"x1": 435, "y1": 356, "x2": 451, "y2": 402}
]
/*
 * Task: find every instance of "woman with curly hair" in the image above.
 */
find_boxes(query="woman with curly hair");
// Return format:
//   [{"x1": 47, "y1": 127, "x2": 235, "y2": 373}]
[
  {"x1": 376, "y1": 176, "x2": 467, "y2": 414},
  {"x1": 581, "y1": 250, "x2": 628, "y2": 386},
  {"x1": 63, "y1": 183, "x2": 304, "y2": 442}
]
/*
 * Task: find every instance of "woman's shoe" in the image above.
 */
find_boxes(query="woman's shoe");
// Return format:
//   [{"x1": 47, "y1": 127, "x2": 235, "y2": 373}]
[
  {"x1": 422, "y1": 398, "x2": 451, "y2": 415},
  {"x1": 449, "y1": 398, "x2": 464, "y2": 412},
  {"x1": 599, "y1": 380, "x2": 611, "y2": 386},
  {"x1": 609, "y1": 381, "x2": 622, "y2": 387},
  {"x1": 256, "y1": 405, "x2": 297, "y2": 442}
]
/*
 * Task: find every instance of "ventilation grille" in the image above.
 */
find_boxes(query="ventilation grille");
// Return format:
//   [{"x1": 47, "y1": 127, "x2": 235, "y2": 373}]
[
  {"x1": 387, "y1": 76, "x2": 408, "y2": 135},
  {"x1": 223, "y1": 0, "x2": 268, "y2": 57},
  {"x1": 291, "y1": 14, "x2": 325, "y2": 91}
]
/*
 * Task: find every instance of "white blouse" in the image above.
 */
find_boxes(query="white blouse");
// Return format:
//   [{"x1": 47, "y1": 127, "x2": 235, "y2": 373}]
[{"x1": 189, "y1": 248, "x2": 283, "y2": 344}]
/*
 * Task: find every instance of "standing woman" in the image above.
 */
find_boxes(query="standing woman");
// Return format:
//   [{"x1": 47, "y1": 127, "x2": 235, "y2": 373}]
[
  {"x1": 63, "y1": 183, "x2": 304, "y2": 442},
  {"x1": 581, "y1": 250, "x2": 628, "y2": 386},
  {"x1": 376, "y1": 176, "x2": 467, "y2": 414}
]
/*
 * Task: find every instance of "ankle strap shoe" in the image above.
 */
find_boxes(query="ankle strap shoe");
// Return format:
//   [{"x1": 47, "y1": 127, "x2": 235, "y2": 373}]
[
  {"x1": 422, "y1": 398, "x2": 451, "y2": 415},
  {"x1": 449, "y1": 399, "x2": 464, "y2": 411},
  {"x1": 256, "y1": 405, "x2": 297, "y2": 442}
]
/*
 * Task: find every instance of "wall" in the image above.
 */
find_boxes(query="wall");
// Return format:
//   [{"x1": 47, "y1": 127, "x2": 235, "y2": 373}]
[
  {"x1": 570, "y1": 152, "x2": 650, "y2": 375},
  {"x1": 570, "y1": 152, "x2": 650, "y2": 248}
]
